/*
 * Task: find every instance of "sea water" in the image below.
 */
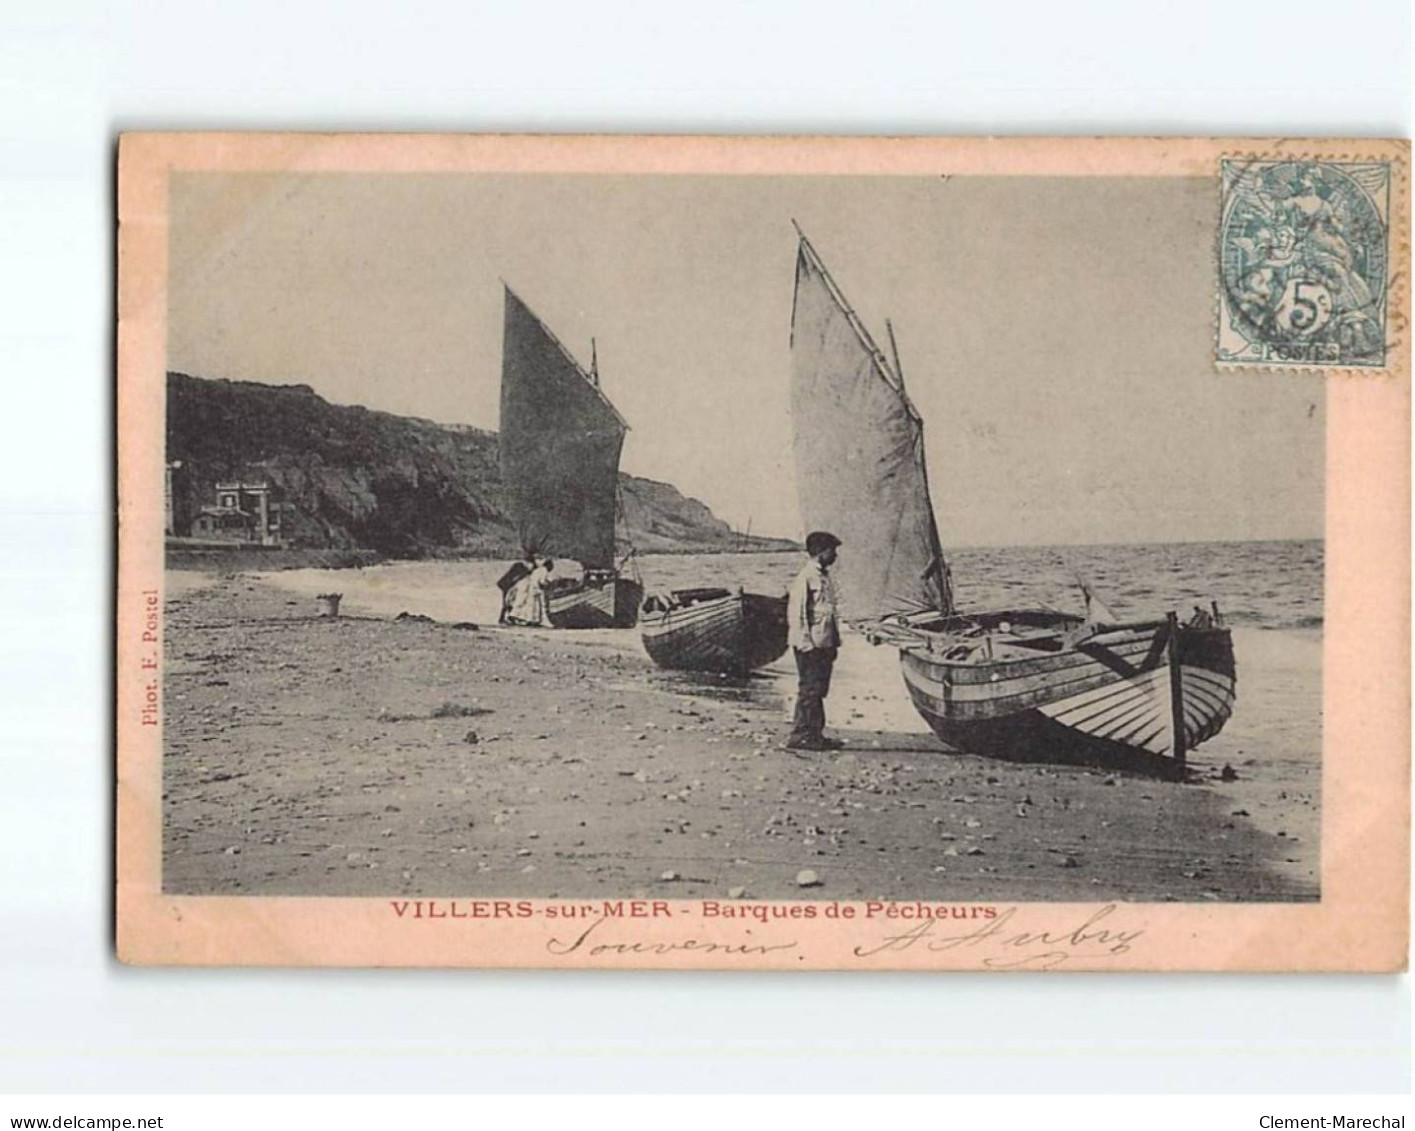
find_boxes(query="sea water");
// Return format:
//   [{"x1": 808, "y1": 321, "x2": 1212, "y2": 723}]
[
  {"x1": 247, "y1": 539, "x2": 1322, "y2": 761},
  {"x1": 251, "y1": 539, "x2": 1322, "y2": 634}
]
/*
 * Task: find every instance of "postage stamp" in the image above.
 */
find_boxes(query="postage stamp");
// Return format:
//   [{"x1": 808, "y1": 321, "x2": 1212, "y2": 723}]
[{"x1": 1217, "y1": 158, "x2": 1393, "y2": 370}]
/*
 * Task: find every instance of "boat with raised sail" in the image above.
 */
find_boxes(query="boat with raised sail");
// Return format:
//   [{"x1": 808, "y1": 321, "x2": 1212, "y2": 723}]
[
  {"x1": 499, "y1": 285, "x2": 643, "y2": 629},
  {"x1": 788, "y1": 227, "x2": 1236, "y2": 776}
]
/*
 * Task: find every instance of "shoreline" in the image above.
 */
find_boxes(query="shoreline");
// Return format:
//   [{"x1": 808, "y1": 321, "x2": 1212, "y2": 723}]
[
  {"x1": 161, "y1": 573, "x2": 1320, "y2": 903},
  {"x1": 165, "y1": 541, "x2": 801, "y2": 574}
]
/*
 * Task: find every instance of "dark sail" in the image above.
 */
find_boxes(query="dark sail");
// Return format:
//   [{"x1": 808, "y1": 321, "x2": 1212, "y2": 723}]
[
  {"x1": 499, "y1": 286, "x2": 628, "y2": 570},
  {"x1": 789, "y1": 233, "x2": 952, "y2": 622}
]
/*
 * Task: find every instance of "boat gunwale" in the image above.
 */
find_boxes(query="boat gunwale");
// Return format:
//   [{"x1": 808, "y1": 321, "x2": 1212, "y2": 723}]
[
  {"x1": 901, "y1": 649, "x2": 1167, "y2": 706},
  {"x1": 887, "y1": 612, "x2": 1233, "y2": 674},
  {"x1": 640, "y1": 591, "x2": 741, "y2": 636}
]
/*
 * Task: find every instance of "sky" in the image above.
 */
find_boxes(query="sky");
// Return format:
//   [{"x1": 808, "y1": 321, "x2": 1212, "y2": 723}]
[{"x1": 167, "y1": 171, "x2": 1325, "y2": 546}]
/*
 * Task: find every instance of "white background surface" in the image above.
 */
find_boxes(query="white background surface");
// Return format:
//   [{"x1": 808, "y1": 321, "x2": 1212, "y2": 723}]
[{"x1": 0, "y1": 0, "x2": 1409, "y2": 1094}]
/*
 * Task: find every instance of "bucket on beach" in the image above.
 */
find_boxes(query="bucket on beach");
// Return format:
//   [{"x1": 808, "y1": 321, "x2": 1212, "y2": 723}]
[{"x1": 316, "y1": 592, "x2": 343, "y2": 618}]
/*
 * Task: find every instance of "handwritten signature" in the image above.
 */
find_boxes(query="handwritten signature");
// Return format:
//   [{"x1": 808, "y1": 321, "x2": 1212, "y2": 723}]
[
  {"x1": 852, "y1": 904, "x2": 1144, "y2": 969},
  {"x1": 541, "y1": 904, "x2": 1142, "y2": 968},
  {"x1": 546, "y1": 914, "x2": 799, "y2": 958}
]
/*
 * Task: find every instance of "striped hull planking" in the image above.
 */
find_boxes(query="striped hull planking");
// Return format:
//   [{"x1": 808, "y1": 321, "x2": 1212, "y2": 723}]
[
  {"x1": 641, "y1": 590, "x2": 789, "y2": 676},
  {"x1": 898, "y1": 618, "x2": 1236, "y2": 775},
  {"x1": 547, "y1": 575, "x2": 644, "y2": 629}
]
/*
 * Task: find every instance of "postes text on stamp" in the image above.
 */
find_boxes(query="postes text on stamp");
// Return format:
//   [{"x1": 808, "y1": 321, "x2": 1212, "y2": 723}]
[{"x1": 1218, "y1": 158, "x2": 1391, "y2": 369}]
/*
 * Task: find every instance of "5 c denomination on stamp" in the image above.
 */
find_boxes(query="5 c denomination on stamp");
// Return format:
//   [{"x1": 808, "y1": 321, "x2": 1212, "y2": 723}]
[{"x1": 1218, "y1": 158, "x2": 1392, "y2": 370}]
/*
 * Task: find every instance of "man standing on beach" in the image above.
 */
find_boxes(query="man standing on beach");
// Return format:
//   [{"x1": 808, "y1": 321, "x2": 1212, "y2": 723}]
[{"x1": 784, "y1": 531, "x2": 842, "y2": 752}]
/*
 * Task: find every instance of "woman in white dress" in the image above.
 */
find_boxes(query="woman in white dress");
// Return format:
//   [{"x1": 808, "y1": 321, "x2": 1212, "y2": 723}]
[{"x1": 506, "y1": 558, "x2": 554, "y2": 626}]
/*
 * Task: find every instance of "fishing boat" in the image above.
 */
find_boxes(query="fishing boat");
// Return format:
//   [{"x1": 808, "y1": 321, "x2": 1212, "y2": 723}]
[
  {"x1": 789, "y1": 227, "x2": 1236, "y2": 775},
  {"x1": 640, "y1": 587, "x2": 789, "y2": 676},
  {"x1": 499, "y1": 285, "x2": 643, "y2": 628}
]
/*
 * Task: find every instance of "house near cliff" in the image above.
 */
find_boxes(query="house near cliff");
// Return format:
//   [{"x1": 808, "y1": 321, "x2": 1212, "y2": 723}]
[{"x1": 189, "y1": 480, "x2": 292, "y2": 547}]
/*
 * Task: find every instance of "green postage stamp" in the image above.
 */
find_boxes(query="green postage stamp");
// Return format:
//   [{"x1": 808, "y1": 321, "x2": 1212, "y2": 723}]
[{"x1": 1218, "y1": 158, "x2": 1393, "y2": 369}]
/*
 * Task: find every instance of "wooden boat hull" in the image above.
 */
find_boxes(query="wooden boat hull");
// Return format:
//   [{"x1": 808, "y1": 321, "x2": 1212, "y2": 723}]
[
  {"x1": 546, "y1": 575, "x2": 644, "y2": 629},
  {"x1": 897, "y1": 613, "x2": 1236, "y2": 774},
  {"x1": 640, "y1": 589, "x2": 789, "y2": 676}
]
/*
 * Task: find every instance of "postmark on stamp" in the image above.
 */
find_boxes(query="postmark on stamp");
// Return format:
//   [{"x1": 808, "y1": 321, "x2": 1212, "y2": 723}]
[{"x1": 1217, "y1": 158, "x2": 1392, "y2": 369}]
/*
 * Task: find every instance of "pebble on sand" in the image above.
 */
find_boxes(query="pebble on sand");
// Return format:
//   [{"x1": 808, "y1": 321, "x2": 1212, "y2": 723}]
[{"x1": 795, "y1": 869, "x2": 822, "y2": 888}]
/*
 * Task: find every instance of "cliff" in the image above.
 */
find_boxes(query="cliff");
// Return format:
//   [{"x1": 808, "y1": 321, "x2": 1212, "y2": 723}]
[{"x1": 165, "y1": 372, "x2": 796, "y2": 559}]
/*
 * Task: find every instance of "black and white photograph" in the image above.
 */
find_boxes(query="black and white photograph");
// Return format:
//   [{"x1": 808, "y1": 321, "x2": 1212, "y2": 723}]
[{"x1": 145, "y1": 156, "x2": 1347, "y2": 912}]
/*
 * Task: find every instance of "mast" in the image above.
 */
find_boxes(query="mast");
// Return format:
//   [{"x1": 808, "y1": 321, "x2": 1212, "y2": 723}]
[{"x1": 886, "y1": 319, "x2": 905, "y2": 388}]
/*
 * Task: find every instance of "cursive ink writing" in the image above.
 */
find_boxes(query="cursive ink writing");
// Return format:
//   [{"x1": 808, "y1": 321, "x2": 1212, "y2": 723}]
[
  {"x1": 547, "y1": 914, "x2": 798, "y2": 958},
  {"x1": 852, "y1": 904, "x2": 1143, "y2": 969}
]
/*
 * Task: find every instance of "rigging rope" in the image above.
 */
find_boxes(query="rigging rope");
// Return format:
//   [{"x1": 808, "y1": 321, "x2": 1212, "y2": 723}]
[{"x1": 614, "y1": 479, "x2": 643, "y2": 585}]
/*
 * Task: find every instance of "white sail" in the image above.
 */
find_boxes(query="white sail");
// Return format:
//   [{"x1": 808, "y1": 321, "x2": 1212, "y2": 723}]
[{"x1": 789, "y1": 232, "x2": 951, "y2": 622}]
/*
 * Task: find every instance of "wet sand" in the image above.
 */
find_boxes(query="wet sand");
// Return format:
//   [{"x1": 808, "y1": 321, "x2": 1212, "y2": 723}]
[{"x1": 162, "y1": 573, "x2": 1319, "y2": 902}]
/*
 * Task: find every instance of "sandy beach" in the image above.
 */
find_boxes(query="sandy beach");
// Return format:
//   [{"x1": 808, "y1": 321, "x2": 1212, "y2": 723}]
[{"x1": 159, "y1": 567, "x2": 1319, "y2": 903}]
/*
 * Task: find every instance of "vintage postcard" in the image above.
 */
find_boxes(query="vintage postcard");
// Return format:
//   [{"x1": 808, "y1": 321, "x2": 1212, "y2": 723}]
[{"x1": 117, "y1": 135, "x2": 1409, "y2": 970}]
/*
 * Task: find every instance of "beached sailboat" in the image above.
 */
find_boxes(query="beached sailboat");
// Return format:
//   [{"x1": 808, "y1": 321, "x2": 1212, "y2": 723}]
[
  {"x1": 640, "y1": 587, "x2": 789, "y2": 676},
  {"x1": 789, "y1": 228, "x2": 1236, "y2": 775},
  {"x1": 499, "y1": 285, "x2": 643, "y2": 628}
]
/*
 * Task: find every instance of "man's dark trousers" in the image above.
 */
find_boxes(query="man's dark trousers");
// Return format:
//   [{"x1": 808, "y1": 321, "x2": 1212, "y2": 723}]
[{"x1": 790, "y1": 646, "x2": 836, "y2": 746}]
